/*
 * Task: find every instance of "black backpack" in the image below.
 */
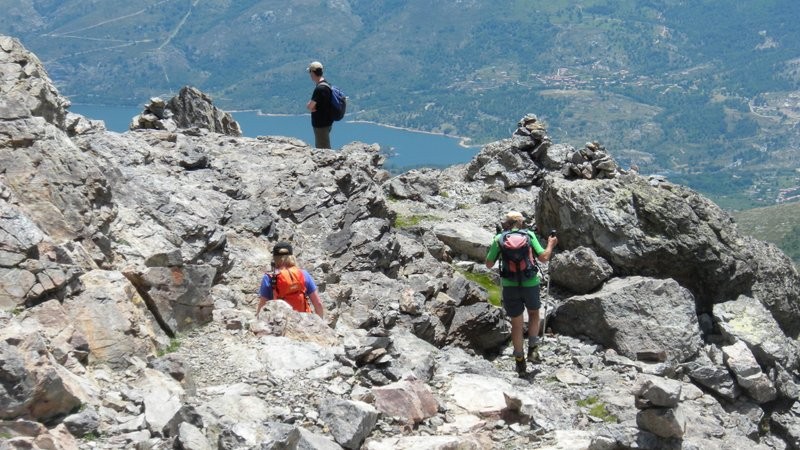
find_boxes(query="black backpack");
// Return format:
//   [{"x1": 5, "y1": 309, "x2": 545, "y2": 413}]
[
  {"x1": 320, "y1": 81, "x2": 346, "y2": 121},
  {"x1": 498, "y1": 230, "x2": 539, "y2": 283}
]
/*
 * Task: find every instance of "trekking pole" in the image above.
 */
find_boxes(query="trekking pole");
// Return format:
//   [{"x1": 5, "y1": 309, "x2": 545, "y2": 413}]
[
  {"x1": 541, "y1": 262, "x2": 548, "y2": 344},
  {"x1": 541, "y1": 229, "x2": 556, "y2": 343}
]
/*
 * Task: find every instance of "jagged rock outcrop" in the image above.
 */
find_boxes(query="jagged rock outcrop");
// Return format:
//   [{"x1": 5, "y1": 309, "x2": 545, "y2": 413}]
[
  {"x1": 0, "y1": 36, "x2": 69, "y2": 129},
  {"x1": 130, "y1": 86, "x2": 242, "y2": 136},
  {"x1": 0, "y1": 320, "x2": 91, "y2": 422},
  {"x1": 1, "y1": 34, "x2": 799, "y2": 450}
]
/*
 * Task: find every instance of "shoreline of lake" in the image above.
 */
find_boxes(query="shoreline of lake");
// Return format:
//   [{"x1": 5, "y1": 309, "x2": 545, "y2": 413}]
[
  {"x1": 70, "y1": 104, "x2": 481, "y2": 171},
  {"x1": 240, "y1": 110, "x2": 479, "y2": 149},
  {"x1": 74, "y1": 103, "x2": 481, "y2": 150}
]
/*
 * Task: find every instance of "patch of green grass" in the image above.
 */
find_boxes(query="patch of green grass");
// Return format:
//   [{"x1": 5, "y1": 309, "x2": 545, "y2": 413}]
[
  {"x1": 456, "y1": 268, "x2": 501, "y2": 307},
  {"x1": 157, "y1": 335, "x2": 182, "y2": 357},
  {"x1": 759, "y1": 415, "x2": 771, "y2": 434},
  {"x1": 577, "y1": 396, "x2": 618, "y2": 423},
  {"x1": 82, "y1": 432, "x2": 101, "y2": 441},
  {"x1": 393, "y1": 214, "x2": 440, "y2": 229}
]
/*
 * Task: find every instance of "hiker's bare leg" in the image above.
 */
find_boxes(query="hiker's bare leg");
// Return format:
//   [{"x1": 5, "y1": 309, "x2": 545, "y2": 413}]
[
  {"x1": 528, "y1": 308, "x2": 540, "y2": 339},
  {"x1": 511, "y1": 314, "x2": 525, "y2": 355},
  {"x1": 256, "y1": 296, "x2": 267, "y2": 316}
]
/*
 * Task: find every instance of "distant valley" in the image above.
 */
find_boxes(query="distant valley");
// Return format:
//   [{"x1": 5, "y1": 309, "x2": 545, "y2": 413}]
[{"x1": 733, "y1": 202, "x2": 800, "y2": 268}]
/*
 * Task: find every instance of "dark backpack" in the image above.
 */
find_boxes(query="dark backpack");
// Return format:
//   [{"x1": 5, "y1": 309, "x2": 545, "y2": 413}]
[
  {"x1": 498, "y1": 230, "x2": 539, "y2": 283},
  {"x1": 320, "y1": 81, "x2": 346, "y2": 121}
]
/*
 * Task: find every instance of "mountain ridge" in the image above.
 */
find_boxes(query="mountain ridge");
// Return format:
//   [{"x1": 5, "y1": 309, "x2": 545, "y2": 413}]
[{"x1": 2, "y1": 0, "x2": 799, "y2": 211}]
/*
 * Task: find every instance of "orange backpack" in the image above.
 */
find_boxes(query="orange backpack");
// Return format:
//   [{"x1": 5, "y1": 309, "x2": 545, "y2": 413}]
[{"x1": 273, "y1": 267, "x2": 311, "y2": 313}]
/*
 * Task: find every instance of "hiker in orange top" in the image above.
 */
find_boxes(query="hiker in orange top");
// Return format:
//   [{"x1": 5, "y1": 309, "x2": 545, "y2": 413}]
[{"x1": 256, "y1": 242, "x2": 324, "y2": 318}]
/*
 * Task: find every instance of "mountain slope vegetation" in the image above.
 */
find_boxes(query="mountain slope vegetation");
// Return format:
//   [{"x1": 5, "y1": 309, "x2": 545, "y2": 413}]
[
  {"x1": 734, "y1": 201, "x2": 800, "y2": 266},
  {"x1": 2, "y1": 0, "x2": 799, "y2": 211}
]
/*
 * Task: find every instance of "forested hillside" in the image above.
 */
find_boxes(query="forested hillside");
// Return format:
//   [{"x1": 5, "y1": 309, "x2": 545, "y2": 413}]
[
  {"x1": 2, "y1": 0, "x2": 799, "y2": 212},
  {"x1": 734, "y1": 202, "x2": 800, "y2": 267}
]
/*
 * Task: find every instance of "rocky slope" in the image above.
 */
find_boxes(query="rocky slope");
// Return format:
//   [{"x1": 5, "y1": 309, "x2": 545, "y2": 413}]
[{"x1": 1, "y1": 35, "x2": 800, "y2": 450}]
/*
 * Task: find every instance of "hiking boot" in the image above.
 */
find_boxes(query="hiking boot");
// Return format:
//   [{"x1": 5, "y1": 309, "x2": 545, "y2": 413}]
[
  {"x1": 527, "y1": 345, "x2": 541, "y2": 363},
  {"x1": 515, "y1": 356, "x2": 526, "y2": 375}
]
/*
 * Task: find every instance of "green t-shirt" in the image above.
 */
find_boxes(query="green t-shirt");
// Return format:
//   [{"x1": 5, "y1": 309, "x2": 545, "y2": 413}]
[{"x1": 486, "y1": 228, "x2": 545, "y2": 287}]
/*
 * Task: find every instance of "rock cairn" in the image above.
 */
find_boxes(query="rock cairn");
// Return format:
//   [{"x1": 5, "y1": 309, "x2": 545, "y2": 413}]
[
  {"x1": 514, "y1": 114, "x2": 548, "y2": 142},
  {"x1": 513, "y1": 113, "x2": 551, "y2": 156},
  {"x1": 130, "y1": 96, "x2": 172, "y2": 131},
  {"x1": 562, "y1": 141, "x2": 620, "y2": 179}
]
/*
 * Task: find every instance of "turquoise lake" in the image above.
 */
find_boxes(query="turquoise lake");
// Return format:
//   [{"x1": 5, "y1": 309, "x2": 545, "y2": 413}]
[{"x1": 70, "y1": 105, "x2": 481, "y2": 173}]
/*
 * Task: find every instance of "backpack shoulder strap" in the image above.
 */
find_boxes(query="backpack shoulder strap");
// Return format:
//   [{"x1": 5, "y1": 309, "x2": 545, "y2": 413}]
[
  {"x1": 293, "y1": 267, "x2": 307, "y2": 294},
  {"x1": 499, "y1": 230, "x2": 511, "y2": 246},
  {"x1": 523, "y1": 229, "x2": 542, "y2": 267}
]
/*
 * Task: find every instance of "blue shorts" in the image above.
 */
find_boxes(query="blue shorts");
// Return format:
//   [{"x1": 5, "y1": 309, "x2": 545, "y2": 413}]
[{"x1": 501, "y1": 285, "x2": 541, "y2": 318}]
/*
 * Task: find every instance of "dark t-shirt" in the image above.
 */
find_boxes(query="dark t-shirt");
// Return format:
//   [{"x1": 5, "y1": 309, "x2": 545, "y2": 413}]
[{"x1": 311, "y1": 81, "x2": 334, "y2": 128}]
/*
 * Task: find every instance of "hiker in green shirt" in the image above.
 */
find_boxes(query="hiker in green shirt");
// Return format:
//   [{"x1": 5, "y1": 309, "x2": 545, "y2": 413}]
[{"x1": 486, "y1": 211, "x2": 557, "y2": 375}]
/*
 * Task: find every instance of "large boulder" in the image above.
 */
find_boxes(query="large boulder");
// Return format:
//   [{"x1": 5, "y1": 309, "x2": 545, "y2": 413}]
[
  {"x1": 537, "y1": 174, "x2": 800, "y2": 338},
  {"x1": 433, "y1": 222, "x2": 494, "y2": 261},
  {"x1": 465, "y1": 137, "x2": 546, "y2": 188},
  {"x1": 550, "y1": 276, "x2": 703, "y2": 365},
  {"x1": 715, "y1": 296, "x2": 800, "y2": 370},
  {"x1": 445, "y1": 302, "x2": 509, "y2": 353},
  {"x1": 64, "y1": 270, "x2": 166, "y2": 368},
  {"x1": 124, "y1": 265, "x2": 216, "y2": 335},
  {"x1": 0, "y1": 321, "x2": 93, "y2": 422},
  {"x1": 549, "y1": 246, "x2": 614, "y2": 294}
]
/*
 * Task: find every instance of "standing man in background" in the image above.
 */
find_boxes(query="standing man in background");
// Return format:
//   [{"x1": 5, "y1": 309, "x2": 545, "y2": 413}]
[{"x1": 306, "y1": 61, "x2": 334, "y2": 149}]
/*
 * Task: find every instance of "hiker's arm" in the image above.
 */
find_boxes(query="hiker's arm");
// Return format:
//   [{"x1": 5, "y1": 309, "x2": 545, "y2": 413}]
[
  {"x1": 256, "y1": 274, "x2": 273, "y2": 317},
  {"x1": 256, "y1": 296, "x2": 268, "y2": 316},
  {"x1": 536, "y1": 236, "x2": 558, "y2": 263},
  {"x1": 309, "y1": 291, "x2": 324, "y2": 318},
  {"x1": 485, "y1": 236, "x2": 499, "y2": 269},
  {"x1": 306, "y1": 99, "x2": 317, "y2": 112}
]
